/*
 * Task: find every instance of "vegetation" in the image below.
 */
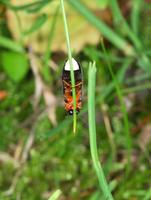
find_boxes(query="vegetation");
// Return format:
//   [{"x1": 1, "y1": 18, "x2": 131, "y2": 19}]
[{"x1": 0, "y1": 0, "x2": 151, "y2": 199}]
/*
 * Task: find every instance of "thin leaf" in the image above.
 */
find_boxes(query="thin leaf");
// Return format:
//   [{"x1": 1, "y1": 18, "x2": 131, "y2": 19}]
[
  {"x1": 88, "y1": 62, "x2": 114, "y2": 200},
  {"x1": 26, "y1": 0, "x2": 52, "y2": 13},
  {"x1": 48, "y1": 189, "x2": 62, "y2": 200},
  {"x1": 67, "y1": 0, "x2": 135, "y2": 56},
  {"x1": 0, "y1": 36, "x2": 24, "y2": 52},
  {"x1": 23, "y1": 14, "x2": 47, "y2": 35},
  {"x1": 1, "y1": 0, "x2": 52, "y2": 12}
]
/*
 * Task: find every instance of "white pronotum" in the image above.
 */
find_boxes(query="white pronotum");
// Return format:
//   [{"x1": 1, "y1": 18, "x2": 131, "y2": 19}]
[{"x1": 64, "y1": 58, "x2": 79, "y2": 71}]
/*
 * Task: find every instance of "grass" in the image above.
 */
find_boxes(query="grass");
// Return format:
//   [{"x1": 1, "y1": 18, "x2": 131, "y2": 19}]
[
  {"x1": 0, "y1": 0, "x2": 151, "y2": 199},
  {"x1": 48, "y1": 189, "x2": 62, "y2": 200},
  {"x1": 42, "y1": 5, "x2": 59, "y2": 82},
  {"x1": 88, "y1": 62, "x2": 114, "y2": 200},
  {"x1": 60, "y1": 0, "x2": 77, "y2": 133},
  {"x1": 109, "y1": 0, "x2": 142, "y2": 50},
  {"x1": 68, "y1": 0, "x2": 135, "y2": 56},
  {"x1": 0, "y1": 35, "x2": 24, "y2": 52},
  {"x1": 43, "y1": 6, "x2": 59, "y2": 64},
  {"x1": 100, "y1": 41, "x2": 132, "y2": 172}
]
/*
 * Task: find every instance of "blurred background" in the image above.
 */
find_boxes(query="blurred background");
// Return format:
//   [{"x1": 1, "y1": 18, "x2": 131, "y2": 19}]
[{"x1": 0, "y1": 0, "x2": 151, "y2": 199}]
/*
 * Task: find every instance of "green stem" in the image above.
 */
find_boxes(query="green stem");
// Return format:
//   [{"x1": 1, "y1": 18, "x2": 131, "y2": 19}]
[
  {"x1": 123, "y1": 82, "x2": 151, "y2": 94},
  {"x1": 0, "y1": 36, "x2": 24, "y2": 52},
  {"x1": 42, "y1": 5, "x2": 59, "y2": 82},
  {"x1": 48, "y1": 189, "x2": 61, "y2": 200},
  {"x1": 14, "y1": 11, "x2": 24, "y2": 45},
  {"x1": 44, "y1": 5, "x2": 59, "y2": 67},
  {"x1": 110, "y1": 0, "x2": 142, "y2": 50},
  {"x1": 60, "y1": 0, "x2": 77, "y2": 133},
  {"x1": 131, "y1": 0, "x2": 142, "y2": 35},
  {"x1": 100, "y1": 41, "x2": 132, "y2": 171},
  {"x1": 67, "y1": 0, "x2": 135, "y2": 56},
  {"x1": 88, "y1": 62, "x2": 114, "y2": 200}
]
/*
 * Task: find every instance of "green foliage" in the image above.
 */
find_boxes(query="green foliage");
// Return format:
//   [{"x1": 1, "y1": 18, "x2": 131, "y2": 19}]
[
  {"x1": 96, "y1": 0, "x2": 109, "y2": 9},
  {"x1": 0, "y1": 0, "x2": 151, "y2": 199},
  {"x1": 0, "y1": 36, "x2": 24, "y2": 52},
  {"x1": 23, "y1": 14, "x2": 48, "y2": 36},
  {"x1": 48, "y1": 190, "x2": 61, "y2": 200},
  {"x1": 1, "y1": 51, "x2": 29, "y2": 82},
  {"x1": 0, "y1": 0, "x2": 52, "y2": 13},
  {"x1": 88, "y1": 62, "x2": 113, "y2": 200},
  {"x1": 68, "y1": 0, "x2": 135, "y2": 55}
]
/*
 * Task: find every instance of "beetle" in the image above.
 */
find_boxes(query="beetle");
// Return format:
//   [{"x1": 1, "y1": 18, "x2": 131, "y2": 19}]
[{"x1": 62, "y1": 58, "x2": 83, "y2": 115}]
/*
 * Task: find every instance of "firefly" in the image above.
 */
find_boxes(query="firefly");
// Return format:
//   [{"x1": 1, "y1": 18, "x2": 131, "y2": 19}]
[{"x1": 62, "y1": 58, "x2": 83, "y2": 115}]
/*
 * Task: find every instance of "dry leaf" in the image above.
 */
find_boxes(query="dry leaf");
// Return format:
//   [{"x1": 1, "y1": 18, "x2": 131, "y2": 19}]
[
  {"x1": 6, "y1": 0, "x2": 110, "y2": 53},
  {"x1": 43, "y1": 85, "x2": 57, "y2": 126},
  {"x1": 28, "y1": 47, "x2": 57, "y2": 125},
  {"x1": 138, "y1": 124, "x2": 151, "y2": 150}
]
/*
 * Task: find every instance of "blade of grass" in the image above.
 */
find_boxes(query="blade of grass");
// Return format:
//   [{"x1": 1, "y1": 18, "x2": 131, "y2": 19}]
[
  {"x1": 43, "y1": 5, "x2": 59, "y2": 67},
  {"x1": 0, "y1": 36, "x2": 24, "y2": 52},
  {"x1": 60, "y1": 0, "x2": 77, "y2": 133},
  {"x1": 14, "y1": 11, "x2": 24, "y2": 45},
  {"x1": 67, "y1": 0, "x2": 135, "y2": 56},
  {"x1": 130, "y1": 0, "x2": 142, "y2": 35},
  {"x1": 23, "y1": 14, "x2": 47, "y2": 36},
  {"x1": 109, "y1": 0, "x2": 142, "y2": 50},
  {"x1": 69, "y1": 0, "x2": 150, "y2": 75},
  {"x1": 42, "y1": 5, "x2": 59, "y2": 82},
  {"x1": 48, "y1": 189, "x2": 62, "y2": 200},
  {"x1": 109, "y1": 0, "x2": 151, "y2": 75},
  {"x1": 126, "y1": 73, "x2": 151, "y2": 85},
  {"x1": 100, "y1": 41, "x2": 132, "y2": 172},
  {"x1": 84, "y1": 46, "x2": 125, "y2": 63},
  {"x1": 40, "y1": 117, "x2": 72, "y2": 140},
  {"x1": 88, "y1": 62, "x2": 114, "y2": 200},
  {"x1": 1, "y1": 0, "x2": 52, "y2": 12},
  {"x1": 99, "y1": 58, "x2": 132, "y2": 159},
  {"x1": 123, "y1": 82, "x2": 151, "y2": 94}
]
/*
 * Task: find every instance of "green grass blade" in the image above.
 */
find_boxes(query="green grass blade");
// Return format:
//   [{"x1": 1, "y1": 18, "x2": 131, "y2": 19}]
[
  {"x1": 42, "y1": 5, "x2": 59, "y2": 82},
  {"x1": 130, "y1": 0, "x2": 142, "y2": 35},
  {"x1": 0, "y1": 36, "x2": 24, "y2": 52},
  {"x1": 43, "y1": 6, "x2": 59, "y2": 67},
  {"x1": 88, "y1": 62, "x2": 114, "y2": 200},
  {"x1": 109, "y1": 0, "x2": 142, "y2": 50},
  {"x1": 100, "y1": 41, "x2": 132, "y2": 172},
  {"x1": 23, "y1": 14, "x2": 47, "y2": 36},
  {"x1": 123, "y1": 82, "x2": 151, "y2": 94},
  {"x1": 1, "y1": 0, "x2": 52, "y2": 12},
  {"x1": 67, "y1": 0, "x2": 135, "y2": 56},
  {"x1": 60, "y1": 0, "x2": 77, "y2": 133},
  {"x1": 48, "y1": 189, "x2": 62, "y2": 200}
]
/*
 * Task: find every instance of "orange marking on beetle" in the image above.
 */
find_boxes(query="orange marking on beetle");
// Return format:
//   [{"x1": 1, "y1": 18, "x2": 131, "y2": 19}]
[{"x1": 62, "y1": 59, "x2": 83, "y2": 115}]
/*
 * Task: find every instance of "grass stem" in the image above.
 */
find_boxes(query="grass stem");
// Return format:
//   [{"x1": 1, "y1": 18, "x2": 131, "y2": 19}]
[
  {"x1": 88, "y1": 62, "x2": 114, "y2": 200},
  {"x1": 100, "y1": 40, "x2": 132, "y2": 172},
  {"x1": 60, "y1": 0, "x2": 77, "y2": 133},
  {"x1": 44, "y1": 5, "x2": 59, "y2": 68},
  {"x1": 109, "y1": 0, "x2": 142, "y2": 50},
  {"x1": 48, "y1": 189, "x2": 61, "y2": 200},
  {"x1": 67, "y1": 0, "x2": 135, "y2": 56}
]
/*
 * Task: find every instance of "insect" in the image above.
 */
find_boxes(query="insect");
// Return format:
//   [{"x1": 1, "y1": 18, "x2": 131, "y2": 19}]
[{"x1": 62, "y1": 58, "x2": 83, "y2": 115}]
